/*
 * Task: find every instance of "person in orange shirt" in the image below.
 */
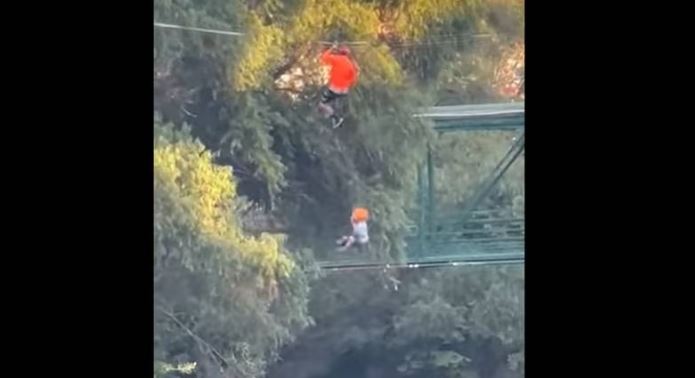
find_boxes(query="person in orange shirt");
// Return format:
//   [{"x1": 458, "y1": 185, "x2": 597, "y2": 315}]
[
  {"x1": 337, "y1": 207, "x2": 369, "y2": 251},
  {"x1": 318, "y1": 44, "x2": 359, "y2": 128}
]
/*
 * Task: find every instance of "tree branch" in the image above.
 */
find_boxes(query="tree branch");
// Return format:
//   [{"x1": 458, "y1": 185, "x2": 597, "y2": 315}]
[
  {"x1": 272, "y1": 56, "x2": 301, "y2": 80},
  {"x1": 275, "y1": 87, "x2": 305, "y2": 95},
  {"x1": 272, "y1": 44, "x2": 314, "y2": 80},
  {"x1": 156, "y1": 307, "x2": 230, "y2": 368}
]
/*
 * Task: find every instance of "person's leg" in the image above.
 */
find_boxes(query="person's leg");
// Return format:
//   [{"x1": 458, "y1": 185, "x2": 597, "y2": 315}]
[
  {"x1": 337, "y1": 236, "x2": 355, "y2": 251},
  {"x1": 330, "y1": 92, "x2": 347, "y2": 128},
  {"x1": 336, "y1": 235, "x2": 349, "y2": 246},
  {"x1": 355, "y1": 242, "x2": 366, "y2": 253},
  {"x1": 318, "y1": 88, "x2": 337, "y2": 118}
]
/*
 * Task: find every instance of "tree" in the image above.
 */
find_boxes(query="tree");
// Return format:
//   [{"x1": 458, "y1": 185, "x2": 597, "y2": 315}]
[
  {"x1": 154, "y1": 122, "x2": 313, "y2": 378},
  {"x1": 153, "y1": 0, "x2": 525, "y2": 376},
  {"x1": 154, "y1": 0, "x2": 525, "y2": 264},
  {"x1": 268, "y1": 265, "x2": 524, "y2": 378}
]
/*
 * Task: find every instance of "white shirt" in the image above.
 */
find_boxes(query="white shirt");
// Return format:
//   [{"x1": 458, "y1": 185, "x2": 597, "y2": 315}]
[{"x1": 352, "y1": 221, "x2": 369, "y2": 244}]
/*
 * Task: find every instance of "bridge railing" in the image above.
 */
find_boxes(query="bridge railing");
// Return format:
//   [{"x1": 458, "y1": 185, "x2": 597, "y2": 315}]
[
  {"x1": 404, "y1": 102, "x2": 525, "y2": 264},
  {"x1": 405, "y1": 208, "x2": 524, "y2": 261}
]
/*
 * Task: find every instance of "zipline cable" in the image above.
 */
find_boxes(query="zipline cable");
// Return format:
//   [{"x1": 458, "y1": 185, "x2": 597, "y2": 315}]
[
  {"x1": 154, "y1": 22, "x2": 492, "y2": 47},
  {"x1": 319, "y1": 255, "x2": 524, "y2": 272}
]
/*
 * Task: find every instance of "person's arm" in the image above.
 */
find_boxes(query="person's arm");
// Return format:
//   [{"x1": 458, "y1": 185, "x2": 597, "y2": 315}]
[
  {"x1": 337, "y1": 235, "x2": 355, "y2": 251},
  {"x1": 320, "y1": 49, "x2": 336, "y2": 66},
  {"x1": 347, "y1": 58, "x2": 360, "y2": 86},
  {"x1": 343, "y1": 236, "x2": 355, "y2": 249}
]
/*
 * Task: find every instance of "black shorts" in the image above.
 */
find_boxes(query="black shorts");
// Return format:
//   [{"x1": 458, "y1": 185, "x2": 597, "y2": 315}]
[{"x1": 320, "y1": 88, "x2": 346, "y2": 104}]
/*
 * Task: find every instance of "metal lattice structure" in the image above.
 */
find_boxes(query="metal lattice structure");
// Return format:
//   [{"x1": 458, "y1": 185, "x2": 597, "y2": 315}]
[
  {"x1": 320, "y1": 102, "x2": 524, "y2": 270},
  {"x1": 407, "y1": 102, "x2": 524, "y2": 264}
]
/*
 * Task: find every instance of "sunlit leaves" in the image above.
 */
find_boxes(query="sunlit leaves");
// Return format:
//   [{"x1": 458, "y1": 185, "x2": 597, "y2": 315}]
[
  {"x1": 154, "y1": 125, "x2": 293, "y2": 281},
  {"x1": 153, "y1": 361, "x2": 196, "y2": 377},
  {"x1": 154, "y1": 123, "x2": 311, "y2": 378},
  {"x1": 233, "y1": 14, "x2": 286, "y2": 91},
  {"x1": 493, "y1": 41, "x2": 524, "y2": 99}
]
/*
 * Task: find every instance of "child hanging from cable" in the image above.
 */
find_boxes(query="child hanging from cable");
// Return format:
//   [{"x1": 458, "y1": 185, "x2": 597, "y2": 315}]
[
  {"x1": 318, "y1": 43, "x2": 359, "y2": 128},
  {"x1": 336, "y1": 207, "x2": 369, "y2": 251}
]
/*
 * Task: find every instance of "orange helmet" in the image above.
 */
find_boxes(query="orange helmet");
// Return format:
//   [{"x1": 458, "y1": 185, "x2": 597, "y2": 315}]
[{"x1": 351, "y1": 207, "x2": 369, "y2": 223}]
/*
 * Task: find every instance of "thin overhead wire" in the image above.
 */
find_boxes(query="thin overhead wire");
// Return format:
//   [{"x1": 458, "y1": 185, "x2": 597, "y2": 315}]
[
  {"x1": 154, "y1": 22, "x2": 244, "y2": 36},
  {"x1": 319, "y1": 256, "x2": 524, "y2": 272},
  {"x1": 154, "y1": 21, "x2": 492, "y2": 47}
]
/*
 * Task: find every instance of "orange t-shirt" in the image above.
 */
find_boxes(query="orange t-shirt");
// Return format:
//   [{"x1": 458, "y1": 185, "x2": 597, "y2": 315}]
[{"x1": 321, "y1": 50, "x2": 358, "y2": 92}]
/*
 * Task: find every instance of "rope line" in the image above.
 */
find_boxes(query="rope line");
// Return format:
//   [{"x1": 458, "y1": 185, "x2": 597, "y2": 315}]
[
  {"x1": 154, "y1": 22, "x2": 492, "y2": 47},
  {"x1": 319, "y1": 256, "x2": 524, "y2": 272},
  {"x1": 154, "y1": 22, "x2": 244, "y2": 36}
]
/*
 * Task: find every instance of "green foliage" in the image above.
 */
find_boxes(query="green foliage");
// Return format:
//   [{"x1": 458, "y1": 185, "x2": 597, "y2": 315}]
[
  {"x1": 277, "y1": 265, "x2": 523, "y2": 378},
  {"x1": 154, "y1": 0, "x2": 524, "y2": 377},
  {"x1": 154, "y1": 0, "x2": 244, "y2": 69},
  {"x1": 398, "y1": 350, "x2": 475, "y2": 378},
  {"x1": 393, "y1": 266, "x2": 524, "y2": 376},
  {"x1": 154, "y1": 122, "x2": 311, "y2": 378},
  {"x1": 394, "y1": 296, "x2": 465, "y2": 344},
  {"x1": 154, "y1": 122, "x2": 293, "y2": 280},
  {"x1": 154, "y1": 0, "x2": 525, "y2": 263},
  {"x1": 234, "y1": 14, "x2": 286, "y2": 91},
  {"x1": 390, "y1": 0, "x2": 472, "y2": 39},
  {"x1": 223, "y1": 91, "x2": 289, "y2": 202},
  {"x1": 432, "y1": 131, "x2": 524, "y2": 212},
  {"x1": 154, "y1": 361, "x2": 197, "y2": 377}
]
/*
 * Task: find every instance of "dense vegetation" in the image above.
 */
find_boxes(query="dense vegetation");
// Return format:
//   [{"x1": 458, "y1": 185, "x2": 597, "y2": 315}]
[{"x1": 154, "y1": 1, "x2": 524, "y2": 377}]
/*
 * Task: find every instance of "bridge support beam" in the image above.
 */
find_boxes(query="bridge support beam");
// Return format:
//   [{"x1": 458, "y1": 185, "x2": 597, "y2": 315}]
[
  {"x1": 417, "y1": 164, "x2": 426, "y2": 257},
  {"x1": 458, "y1": 131, "x2": 525, "y2": 222},
  {"x1": 427, "y1": 146, "x2": 434, "y2": 235}
]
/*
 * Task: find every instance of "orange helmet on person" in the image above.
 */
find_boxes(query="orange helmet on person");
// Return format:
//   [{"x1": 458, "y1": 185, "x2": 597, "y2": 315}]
[{"x1": 351, "y1": 207, "x2": 369, "y2": 223}]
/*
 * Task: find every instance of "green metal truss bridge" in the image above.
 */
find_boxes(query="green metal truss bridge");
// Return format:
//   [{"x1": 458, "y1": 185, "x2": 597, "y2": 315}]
[{"x1": 321, "y1": 102, "x2": 525, "y2": 271}]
